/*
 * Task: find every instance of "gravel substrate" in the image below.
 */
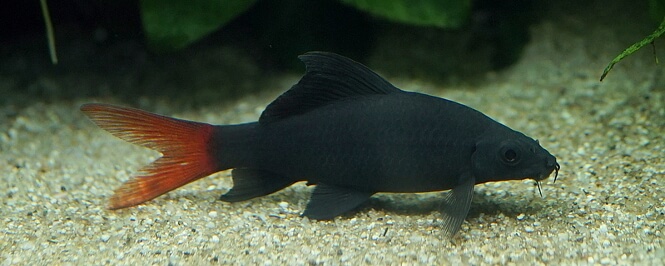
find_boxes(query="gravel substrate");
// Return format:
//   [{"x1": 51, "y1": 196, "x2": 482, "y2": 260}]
[{"x1": 2, "y1": 2, "x2": 664, "y2": 265}]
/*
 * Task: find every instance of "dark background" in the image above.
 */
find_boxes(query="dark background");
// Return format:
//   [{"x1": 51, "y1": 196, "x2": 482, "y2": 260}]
[{"x1": 0, "y1": 0, "x2": 656, "y2": 106}]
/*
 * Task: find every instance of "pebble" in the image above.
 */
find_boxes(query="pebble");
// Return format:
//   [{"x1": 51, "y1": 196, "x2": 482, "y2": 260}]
[
  {"x1": 278, "y1": 202, "x2": 289, "y2": 211},
  {"x1": 517, "y1": 213, "x2": 526, "y2": 220},
  {"x1": 602, "y1": 240, "x2": 611, "y2": 247},
  {"x1": 20, "y1": 242, "x2": 35, "y2": 251},
  {"x1": 557, "y1": 232, "x2": 569, "y2": 242}
]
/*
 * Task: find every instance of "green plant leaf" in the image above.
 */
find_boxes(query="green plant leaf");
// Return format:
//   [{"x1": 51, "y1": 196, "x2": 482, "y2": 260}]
[
  {"x1": 340, "y1": 0, "x2": 470, "y2": 28},
  {"x1": 140, "y1": 0, "x2": 257, "y2": 52},
  {"x1": 600, "y1": 16, "x2": 665, "y2": 81}
]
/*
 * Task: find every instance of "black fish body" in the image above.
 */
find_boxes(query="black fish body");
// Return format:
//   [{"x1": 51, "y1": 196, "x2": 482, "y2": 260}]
[
  {"x1": 81, "y1": 52, "x2": 559, "y2": 236},
  {"x1": 221, "y1": 92, "x2": 491, "y2": 192}
]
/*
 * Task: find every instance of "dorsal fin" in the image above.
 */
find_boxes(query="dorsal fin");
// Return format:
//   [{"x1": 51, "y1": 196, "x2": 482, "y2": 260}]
[{"x1": 259, "y1": 52, "x2": 401, "y2": 123}]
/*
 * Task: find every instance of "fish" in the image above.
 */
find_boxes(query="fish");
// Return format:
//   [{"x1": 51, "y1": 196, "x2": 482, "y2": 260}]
[{"x1": 81, "y1": 51, "x2": 559, "y2": 236}]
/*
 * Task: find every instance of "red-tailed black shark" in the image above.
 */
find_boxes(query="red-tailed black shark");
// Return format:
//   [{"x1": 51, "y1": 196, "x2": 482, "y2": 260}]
[{"x1": 81, "y1": 52, "x2": 559, "y2": 236}]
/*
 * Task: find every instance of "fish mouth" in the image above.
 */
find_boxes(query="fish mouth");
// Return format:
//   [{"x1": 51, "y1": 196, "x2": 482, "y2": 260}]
[
  {"x1": 533, "y1": 161, "x2": 560, "y2": 182},
  {"x1": 532, "y1": 162, "x2": 560, "y2": 197}
]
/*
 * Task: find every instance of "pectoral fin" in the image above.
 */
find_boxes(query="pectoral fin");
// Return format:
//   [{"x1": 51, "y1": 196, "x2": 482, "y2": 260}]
[
  {"x1": 440, "y1": 175, "x2": 475, "y2": 237},
  {"x1": 302, "y1": 184, "x2": 374, "y2": 220}
]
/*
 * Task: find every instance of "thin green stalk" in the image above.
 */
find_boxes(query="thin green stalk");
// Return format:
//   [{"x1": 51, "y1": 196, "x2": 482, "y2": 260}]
[
  {"x1": 600, "y1": 16, "x2": 665, "y2": 81},
  {"x1": 40, "y1": 0, "x2": 58, "y2": 64}
]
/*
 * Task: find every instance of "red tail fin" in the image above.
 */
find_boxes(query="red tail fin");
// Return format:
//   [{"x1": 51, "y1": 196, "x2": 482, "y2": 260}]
[{"x1": 81, "y1": 103, "x2": 218, "y2": 209}]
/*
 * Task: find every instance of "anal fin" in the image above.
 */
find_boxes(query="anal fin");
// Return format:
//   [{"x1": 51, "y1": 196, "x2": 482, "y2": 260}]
[
  {"x1": 302, "y1": 184, "x2": 374, "y2": 220},
  {"x1": 219, "y1": 169, "x2": 294, "y2": 202},
  {"x1": 440, "y1": 175, "x2": 475, "y2": 237}
]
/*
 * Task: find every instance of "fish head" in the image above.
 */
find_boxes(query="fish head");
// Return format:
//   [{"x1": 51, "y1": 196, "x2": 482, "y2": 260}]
[{"x1": 471, "y1": 134, "x2": 559, "y2": 184}]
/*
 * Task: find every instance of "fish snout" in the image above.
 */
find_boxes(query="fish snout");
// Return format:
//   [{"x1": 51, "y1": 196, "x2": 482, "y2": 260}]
[
  {"x1": 534, "y1": 156, "x2": 559, "y2": 182},
  {"x1": 545, "y1": 157, "x2": 560, "y2": 183}
]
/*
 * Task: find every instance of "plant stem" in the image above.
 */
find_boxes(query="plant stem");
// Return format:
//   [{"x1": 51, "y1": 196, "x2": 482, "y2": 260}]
[
  {"x1": 600, "y1": 16, "x2": 665, "y2": 81},
  {"x1": 40, "y1": 0, "x2": 58, "y2": 64}
]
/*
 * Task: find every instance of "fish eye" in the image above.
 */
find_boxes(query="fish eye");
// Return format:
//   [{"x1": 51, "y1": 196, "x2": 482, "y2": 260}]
[
  {"x1": 504, "y1": 149, "x2": 517, "y2": 161},
  {"x1": 499, "y1": 145, "x2": 521, "y2": 165}
]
